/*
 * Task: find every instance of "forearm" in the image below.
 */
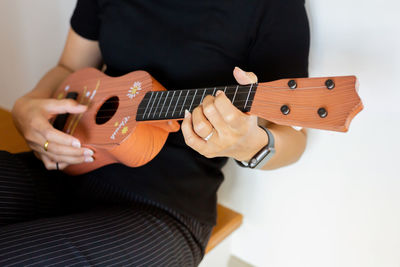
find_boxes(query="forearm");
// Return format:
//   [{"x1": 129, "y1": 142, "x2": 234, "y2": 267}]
[
  {"x1": 22, "y1": 65, "x2": 73, "y2": 100},
  {"x1": 18, "y1": 28, "x2": 103, "y2": 101},
  {"x1": 259, "y1": 121, "x2": 307, "y2": 170}
]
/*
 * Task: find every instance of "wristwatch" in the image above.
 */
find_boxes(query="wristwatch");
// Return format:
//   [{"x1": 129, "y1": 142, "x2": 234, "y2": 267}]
[{"x1": 235, "y1": 125, "x2": 275, "y2": 169}]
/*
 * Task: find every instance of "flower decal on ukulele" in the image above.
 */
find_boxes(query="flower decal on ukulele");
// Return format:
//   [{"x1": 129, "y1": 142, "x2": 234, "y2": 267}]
[
  {"x1": 121, "y1": 126, "x2": 129, "y2": 135},
  {"x1": 127, "y1": 81, "x2": 142, "y2": 99},
  {"x1": 111, "y1": 116, "x2": 130, "y2": 140}
]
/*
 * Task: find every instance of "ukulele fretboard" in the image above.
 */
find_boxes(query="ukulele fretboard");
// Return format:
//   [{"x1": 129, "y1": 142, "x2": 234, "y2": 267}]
[{"x1": 136, "y1": 84, "x2": 258, "y2": 121}]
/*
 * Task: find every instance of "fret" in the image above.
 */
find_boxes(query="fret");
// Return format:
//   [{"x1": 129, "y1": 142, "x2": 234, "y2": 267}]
[
  {"x1": 165, "y1": 91, "x2": 175, "y2": 117},
  {"x1": 231, "y1": 85, "x2": 250, "y2": 111},
  {"x1": 153, "y1": 91, "x2": 163, "y2": 118},
  {"x1": 188, "y1": 89, "x2": 197, "y2": 112},
  {"x1": 179, "y1": 90, "x2": 190, "y2": 116},
  {"x1": 246, "y1": 84, "x2": 257, "y2": 112},
  {"x1": 137, "y1": 83, "x2": 258, "y2": 121},
  {"x1": 159, "y1": 91, "x2": 169, "y2": 117},
  {"x1": 142, "y1": 92, "x2": 153, "y2": 119},
  {"x1": 172, "y1": 91, "x2": 182, "y2": 117},
  {"x1": 224, "y1": 85, "x2": 235, "y2": 102},
  {"x1": 200, "y1": 88, "x2": 207, "y2": 104},
  {"x1": 212, "y1": 87, "x2": 216, "y2": 96},
  {"x1": 244, "y1": 84, "x2": 253, "y2": 110},
  {"x1": 232, "y1": 85, "x2": 239, "y2": 104},
  {"x1": 147, "y1": 92, "x2": 159, "y2": 119},
  {"x1": 192, "y1": 89, "x2": 205, "y2": 112}
]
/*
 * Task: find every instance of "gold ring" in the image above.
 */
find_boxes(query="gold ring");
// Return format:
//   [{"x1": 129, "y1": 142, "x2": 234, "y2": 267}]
[{"x1": 44, "y1": 140, "x2": 49, "y2": 152}]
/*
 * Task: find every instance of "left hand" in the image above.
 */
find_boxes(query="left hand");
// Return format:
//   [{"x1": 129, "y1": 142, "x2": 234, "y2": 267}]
[{"x1": 181, "y1": 67, "x2": 269, "y2": 161}]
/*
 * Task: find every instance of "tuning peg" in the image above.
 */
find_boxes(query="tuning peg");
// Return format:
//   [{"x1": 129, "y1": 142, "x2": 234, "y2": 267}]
[
  {"x1": 281, "y1": 105, "x2": 290, "y2": 115},
  {"x1": 325, "y1": 79, "x2": 335, "y2": 90},
  {"x1": 318, "y1": 107, "x2": 328, "y2": 118},
  {"x1": 288, "y1": 80, "x2": 297, "y2": 89}
]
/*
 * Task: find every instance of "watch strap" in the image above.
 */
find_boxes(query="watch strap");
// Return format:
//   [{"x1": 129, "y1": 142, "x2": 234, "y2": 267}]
[{"x1": 235, "y1": 125, "x2": 275, "y2": 169}]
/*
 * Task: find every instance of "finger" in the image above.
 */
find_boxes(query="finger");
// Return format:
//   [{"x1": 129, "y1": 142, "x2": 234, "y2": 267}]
[
  {"x1": 40, "y1": 154, "x2": 69, "y2": 170},
  {"x1": 44, "y1": 99, "x2": 87, "y2": 115},
  {"x1": 214, "y1": 90, "x2": 248, "y2": 130},
  {"x1": 37, "y1": 118, "x2": 82, "y2": 147},
  {"x1": 40, "y1": 154, "x2": 58, "y2": 170},
  {"x1": 34, "y1": 137, "x2": 94, "y2": 164},
  {"x1": 31, "y1": 141, "x2": 93, "y2": 157},
  {"x1": 56, "y1": 162, "x2": 69, "y2": 170},
  {"x1": 233, "y1": 67, "x2": 258, "y2": 85},
  {"x1": 43, "y1": 150, "x2": 92, "y2": 165},
  {"x1": 25, "y1": 126, "x2": 86, "y2": 158},
  {"x1": 201, "y1": 95, "x2": 229, "y2": 135},
  {"x1": 191, "y1": 105, "x2": 214, "y2": 139},
  {"x1": 48, "y1": 143, "x2": 94, "y2": 157},
  {"x1": 181, "y1": 110, "x2": 208, "y2": 153}
]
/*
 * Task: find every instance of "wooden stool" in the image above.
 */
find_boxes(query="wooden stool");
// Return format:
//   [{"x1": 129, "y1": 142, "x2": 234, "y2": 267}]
[{"x1": 0, "y1": 107, "x2": 243, "y2": 253}]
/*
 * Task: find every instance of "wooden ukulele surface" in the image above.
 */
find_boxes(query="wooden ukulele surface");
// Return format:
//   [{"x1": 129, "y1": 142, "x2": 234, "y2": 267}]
[{"x1": 52, "y1": 68, "x2": 363, "y2": 175}]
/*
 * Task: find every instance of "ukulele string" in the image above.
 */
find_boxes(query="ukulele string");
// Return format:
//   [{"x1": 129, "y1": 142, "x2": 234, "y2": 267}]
[
  {"x1": 66, "y1": 76, "x2": 335, "y2": 119},
  {"x1": 93, "y1": 84, "x2": 330, "y2": 117},
  {"x1": 63, "y1": 69, "x2": 334, "y2": 108},
  {"x1": 65, "y1": 86, "x2": 87, "y2": 134},
  {"x1": 64, "y1": 81, "x2": 99, "y2": 134},
  {"x1": 92, "y1": 94, "x2": 329, "y2": 119},
  {"x1": 94, "y1": 99, "x2": 327, "y2": 120},
  {"x1": 89, "y1": 83, "x2": 328, "y2": 109}
]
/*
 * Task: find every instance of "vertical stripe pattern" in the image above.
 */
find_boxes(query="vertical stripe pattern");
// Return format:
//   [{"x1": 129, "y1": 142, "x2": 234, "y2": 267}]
[{"x1": 0, "y1": 151, "x2": 213, "y2": 266}]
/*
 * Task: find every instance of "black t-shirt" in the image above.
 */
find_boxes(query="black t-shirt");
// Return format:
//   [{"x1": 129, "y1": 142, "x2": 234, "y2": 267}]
[{"x1": 70, "y1": 0, "x2": 309, "y2": 225}]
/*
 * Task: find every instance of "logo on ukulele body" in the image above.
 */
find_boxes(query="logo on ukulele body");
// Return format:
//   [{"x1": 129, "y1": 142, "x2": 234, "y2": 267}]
[
  {"x1": 111, "y1": 116, "x2": 130, "y2": 140},
  {"x1": 127, "y1": 82, "x2": 142, "y2": 99}
]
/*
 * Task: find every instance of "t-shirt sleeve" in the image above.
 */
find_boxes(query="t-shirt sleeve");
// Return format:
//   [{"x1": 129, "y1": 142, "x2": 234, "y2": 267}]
[
  {"x1": 70, "y1": 0, "x2": 100, "y2": 41},
  {"x1": 247, "y1": 0, "x2": 310, "y2": 82}
]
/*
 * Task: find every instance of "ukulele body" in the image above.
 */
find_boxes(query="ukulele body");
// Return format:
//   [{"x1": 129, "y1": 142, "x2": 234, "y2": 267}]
[{"x1": 52, "y1": 68, "x2": 179, "y2": 175}]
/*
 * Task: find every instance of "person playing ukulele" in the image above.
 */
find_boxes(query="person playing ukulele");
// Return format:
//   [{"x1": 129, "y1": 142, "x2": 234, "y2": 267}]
[{"x1": 1, "y1": 0, "x2": 309, "y2": 265}]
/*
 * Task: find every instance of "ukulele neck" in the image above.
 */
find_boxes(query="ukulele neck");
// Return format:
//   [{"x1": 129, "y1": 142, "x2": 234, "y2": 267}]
[{"x1": 136, "y1": 84, "x2": 257, "y2": 121}]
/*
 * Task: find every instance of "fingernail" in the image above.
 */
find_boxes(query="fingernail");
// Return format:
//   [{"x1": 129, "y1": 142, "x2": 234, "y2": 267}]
[
  {"x1": 84, "y1": 149, "x2": 94, "y2": 156},
  {"x1": 235, "y1": 66, "x2": 245, "y2": 74},
  {"x1": 184, "y1": 110, "x2": 190, "y2": 118},
  {"x1": 85, "y1": 157, "x2": 94, "y2": 163},
  {"x1": 72, "y1": 140, "x2": 81, "y2": 148},
  {"x1": 216, "y1": 90, "x2": 223, "y2": 96}
]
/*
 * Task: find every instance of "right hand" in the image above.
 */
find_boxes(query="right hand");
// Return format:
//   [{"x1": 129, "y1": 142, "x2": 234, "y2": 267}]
[{"x1": 12, "y1": 96, "x2": 94, "y2": 170}]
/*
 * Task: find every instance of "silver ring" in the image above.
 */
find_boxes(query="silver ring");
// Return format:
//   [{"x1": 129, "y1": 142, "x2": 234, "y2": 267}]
[{"x1": 203, "y1": 131, "x2": 214, "y2": 141}]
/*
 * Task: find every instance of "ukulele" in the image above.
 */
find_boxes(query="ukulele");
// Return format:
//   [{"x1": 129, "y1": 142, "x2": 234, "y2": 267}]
[{"x1": 52, "y1": 68, "x2": 363, "y2": 175}]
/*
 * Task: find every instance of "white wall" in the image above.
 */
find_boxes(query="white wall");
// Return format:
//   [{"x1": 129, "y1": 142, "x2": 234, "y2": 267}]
[
  {"x1": 219, "y1": 1, "x2": 400, "y2": 267},
  {"x1": 0, "y1": 1, "x2": 399, "y2": 267},
  {"x1": 0, "y1": 0, "x2": 76, "y2": 109}
]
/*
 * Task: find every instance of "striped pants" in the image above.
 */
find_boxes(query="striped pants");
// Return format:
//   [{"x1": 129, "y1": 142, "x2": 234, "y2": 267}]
[{"x1": 0, "y1": 151, "x2": 212, "y2": 266}]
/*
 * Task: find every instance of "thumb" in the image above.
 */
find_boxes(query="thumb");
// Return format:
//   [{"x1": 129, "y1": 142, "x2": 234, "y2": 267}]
[
  {"x1": 233, "y1": 67, "x2": 258, "y2": 85},
  {"x1": 44, "y1": 99, "x2": 87, "y2": 114}
]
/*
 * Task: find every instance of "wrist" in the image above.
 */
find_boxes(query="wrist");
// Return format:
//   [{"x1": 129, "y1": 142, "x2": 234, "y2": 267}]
[
  {"x1": 12, "y1": 96, "x2": 29, "y2": 116},
  {"x1": 237, "y1": 125, "x2": 269, "y2": 162},
  {"x1": 235, "y1": 125, "x2": 275, "y2": 169}
]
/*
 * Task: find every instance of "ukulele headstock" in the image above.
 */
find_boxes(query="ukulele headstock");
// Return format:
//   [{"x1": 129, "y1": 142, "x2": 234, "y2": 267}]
[{"x1": 250, "y1": 76, "x2": 363, "y2": 132}]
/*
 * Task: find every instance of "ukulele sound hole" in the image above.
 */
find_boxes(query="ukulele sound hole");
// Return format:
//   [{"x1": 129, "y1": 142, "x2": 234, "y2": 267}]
[{"x1": 96, "y1": 96, "x2": 119, "y2": 125}]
